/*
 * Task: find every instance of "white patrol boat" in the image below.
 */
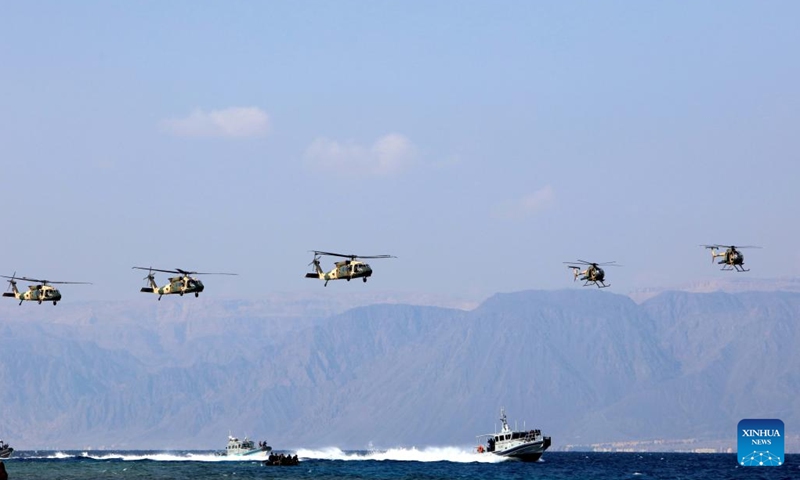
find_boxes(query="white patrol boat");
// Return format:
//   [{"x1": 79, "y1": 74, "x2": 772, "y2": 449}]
[
  {"x1": 217, "y1": 434, "x2": 271, "y2": 457},
  {"x1": 476, "y1": 408, "x2": 551, "y2": 462},
  {"x1": 0, "y1": 439, "x2": 12, "y2": 459}
]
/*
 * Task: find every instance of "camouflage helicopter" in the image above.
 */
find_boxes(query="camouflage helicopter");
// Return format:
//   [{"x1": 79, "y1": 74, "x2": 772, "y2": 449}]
[
  {"x1": 701, "y1": 244, "x2": 761, "y2": 272},
  {"x1": 1, "y1": 273, "x2": 91, "y2": 305},
  {"x1": 132, "y1": 267, "x2": 237, "y2": 300},
  {"x1": 306, "y1": 251, "x2": 395, "y2": 286},
  {"x1": 563, "y1": 260, "x2": 621, "y2": 288}
]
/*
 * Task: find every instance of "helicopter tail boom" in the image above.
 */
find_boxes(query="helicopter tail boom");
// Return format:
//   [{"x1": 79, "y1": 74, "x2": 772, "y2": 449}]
[{"x1": 566, "y1": 266, "x2": 580, "y2": 281}]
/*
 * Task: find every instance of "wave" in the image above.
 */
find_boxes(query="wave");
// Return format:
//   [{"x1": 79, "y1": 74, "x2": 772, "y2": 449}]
[
  {"x1": 26, "y1": 446, "x2": 507, "y2": 464},
  {"x1": 295, "y1": 446, "x2": 508, "y2": 463},
  {"x1": 33, "y1": 451, "x2": 271, "y2": 462}
]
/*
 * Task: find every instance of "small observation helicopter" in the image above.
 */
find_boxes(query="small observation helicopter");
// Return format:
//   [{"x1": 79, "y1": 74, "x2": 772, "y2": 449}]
[
  {"x1": 1, "y1": 273, "x2": 91, "y2": 305},
  {"x1": 306, "y1": 251, "x2": 395, "y2": 286},
  {"x1": 701, "y1": 244, "x2": 761, "y2": 272},
  {"x1": 132, "y1": 267, "x2": 237, "y2": 300},
  {"x1": 563, "y1": 260, "x2": 621, "y2": 288}
]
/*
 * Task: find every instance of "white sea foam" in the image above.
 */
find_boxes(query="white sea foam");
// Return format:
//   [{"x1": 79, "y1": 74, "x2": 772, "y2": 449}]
[
  {"x1": 295, "y1": 446, "x2": 508, "y2": 463},
  {"x1": 37, "y1": 446, "x2": 509, "y2": 464},
  {"x1": 45, "y1": 451, "x2": 270, "y2": 462}
]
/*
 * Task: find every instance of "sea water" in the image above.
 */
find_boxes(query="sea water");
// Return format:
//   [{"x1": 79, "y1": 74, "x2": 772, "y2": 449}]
[{"x1": 2, "y1": 448, "x2": 798, "y2": 479}]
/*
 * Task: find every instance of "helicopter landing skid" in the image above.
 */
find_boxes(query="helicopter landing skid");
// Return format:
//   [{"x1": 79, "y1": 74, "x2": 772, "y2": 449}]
[
  {"x1": 721, "y1": 265, "x2": 749, "y2": 272},
  {"x1": 584, "y1": 281, "x2": 610, "y2": 288}
]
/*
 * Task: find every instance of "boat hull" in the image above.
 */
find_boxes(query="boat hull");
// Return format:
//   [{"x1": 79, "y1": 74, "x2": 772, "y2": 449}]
[
  {"x1": 477, "y1": 409, "x2": 551, "y2": 463},
  {"x1": 0, "y1": 447, "x2": 13, "y2": 459},
  {"x1": 492, "y1": 436, "x2": 551, "y2": 462},
  {"x1": 227, "y1": 448, "x2": 268, "y2": 457}
]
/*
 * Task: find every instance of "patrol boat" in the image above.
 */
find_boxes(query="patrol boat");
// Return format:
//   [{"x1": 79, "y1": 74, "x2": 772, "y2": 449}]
[
  {"x1": 0, "y1": 439, "x2": 12, "y2": 459},
  {"x1": 476, "y1": 409, "x2": 551, "y2": 462},
  {"x1": 218, "y1": 435, "x2": 271, "y2": 457}
]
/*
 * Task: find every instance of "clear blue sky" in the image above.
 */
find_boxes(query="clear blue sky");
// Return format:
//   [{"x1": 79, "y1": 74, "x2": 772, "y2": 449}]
[{"x1": 1, "y1": 1, "x2": 798, "y2": 301}]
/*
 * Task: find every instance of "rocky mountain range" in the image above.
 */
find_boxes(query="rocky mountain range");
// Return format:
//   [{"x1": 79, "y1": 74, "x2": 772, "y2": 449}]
[{"x1": 0, "y1": 289, "x2": 797, "y2": 452}]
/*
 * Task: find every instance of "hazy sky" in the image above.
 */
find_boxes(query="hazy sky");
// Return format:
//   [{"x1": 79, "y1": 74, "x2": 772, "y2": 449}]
[{"x1": 1, "y1": 1, "x2": 798, "y2": 302}]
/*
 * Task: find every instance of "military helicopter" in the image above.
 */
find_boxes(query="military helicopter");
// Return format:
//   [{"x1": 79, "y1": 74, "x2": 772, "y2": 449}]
[
  {"x1": 132, "y1": 267, "x2": 237, "y2": 300},
  {"x1": 306, "y1": 251, "x2": 396, "y2": 286},
  {"x1": 701, "y1": 244, "x2": 761, "y2": 272},
  {"x1": 1, "y1": 273, "x2": 91, "y2": 305},
  {"x1": 563, "y1": 260, "x2": 621, "y2": 288}
]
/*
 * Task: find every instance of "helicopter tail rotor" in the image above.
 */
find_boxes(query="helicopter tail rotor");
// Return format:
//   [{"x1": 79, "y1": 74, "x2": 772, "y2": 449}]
[
  {"x1": 307, "y1": 254, "x2": 324, "y2": 275},
  {"x1": 141, "y1": 267, "x2": 158, "y2": 290},
  {"x1": 3, "y1": 272, "x2": 18, "y2": 297}
]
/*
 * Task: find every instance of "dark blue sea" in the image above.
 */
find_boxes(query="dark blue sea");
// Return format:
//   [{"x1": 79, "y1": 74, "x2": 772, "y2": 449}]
[{"x1": 2, "y1": 448, "x2": 798, "y2": 479}]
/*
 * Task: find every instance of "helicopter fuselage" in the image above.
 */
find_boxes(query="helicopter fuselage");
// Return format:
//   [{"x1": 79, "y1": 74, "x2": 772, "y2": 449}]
[
  {"x1": 3, "y1": 284, "x2": 62, "y2": 304},
  {"x1": 581, "y1": 266, "x2": 605, "y2": 282},
  {"x1": 142, "y1": 276, "x2": 205, "y2": 298},
  {"x1": 306, "y1": 260, "x2": 373, "y2": 286},
  {"x1": 707, "y1": 246, "x2": 748, "y2": 271},
  {"x1": 719, "y1": 249, "x2": 744, "y2": 266},
  {"x1": 334, "y1": 260, "x2": 373, "y2": 280},
  {"x1": 566, "y1": 263, "x2": 611, "y2": 288},
  {"x1": 305, "y1": 251, "x2": 394, "y2": 287}
]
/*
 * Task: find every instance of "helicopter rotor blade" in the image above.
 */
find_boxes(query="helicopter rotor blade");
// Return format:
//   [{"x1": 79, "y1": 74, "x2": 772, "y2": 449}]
[
  {"x1": 1, "y1": 275, "x2": 48, "y2": 284},
  {"x1": 185, "y1": 272, "x2": 237, "y2": 276},
  {"x1": 311, "y1": 250, "x2": 395, "y2": 260},
  {"x1": 595, "y1": 261, "x2": 622, "y2": 267},
  {"x1": 133, "y1": 266, "x2": 184, "y2": 275},
  {"x1": 175, "y1": 268, "x2": 237, "y2": 276},
  {"x1": 707, "y1": 244, "x2": 761, "y2": 249},
  {"x1": 564, "y1": 260, "x2": 620, "y2": 267},
  {"x1": 0, "y1": 274, "x2": 91, "y2": 285},
  {"x1": 132, "y1": 267, "x2": 237, "y2": 276},
  {"x1": 311, "y1": 251, "x2": 358, "y2": 259}
]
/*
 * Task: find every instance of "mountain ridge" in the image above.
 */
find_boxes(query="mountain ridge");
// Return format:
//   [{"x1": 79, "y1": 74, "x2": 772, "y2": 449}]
[{"x1": 0, "y1": 289, "x2": 797, "y2": 451}]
